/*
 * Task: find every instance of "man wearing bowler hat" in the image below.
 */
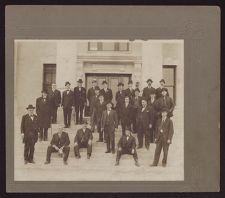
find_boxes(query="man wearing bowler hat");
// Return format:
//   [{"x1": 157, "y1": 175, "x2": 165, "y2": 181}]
[
  {"x1": 100, "y1": 80, "x2": 113, "y2": 104},
  {"x1": 87, "y1": 79, "x2": 98, "y2": 116},
  {"x1": 115, "y1": 82, "x2": 126, "y2": 124},
  {"x1": 150, "y1": 108, "x2": 174, "y2": 167},
  {"x1": 142, "y1": 79, "x2": 156, "y2": 102},
  {"x1": 101, "y1": 102, "x2": 118, "y2": 154},
  {"x1": 155, "y1": 79, "x2": 169, "y2": 99},
  {"x1": 62, "y1": 81, "x2": 74, "y2": 128},
  {"x1": 74, "y1": 79, "x2": 87, "y2": 124},
  {"x1": 36, "y1": 90, "x2": 51, "y2": 141},
  {"x1": 21, "y1": 104, "x2": 39, "y2": 164}
]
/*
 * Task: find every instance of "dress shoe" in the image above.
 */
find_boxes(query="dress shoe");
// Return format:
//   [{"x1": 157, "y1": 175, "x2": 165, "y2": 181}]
[
  {"x1": 115, "y1": 161, "x2": 119, "y2": 166},
  {"x1": 29, "y1": 160, "x2": 35, "y2": 164},
  {"x1": 87, "y1": 155, "x2": 90, "y2": 159},
  {"x1": 105, "y1": 150, "x2": 111, "y2": 153},
  {"x1": 44, "y1": 161, "x2": 50, "y2": 165},
  {"x1": 64, "y1": 161, "x2": 68, "y2": 165},
  {"x1": 150, "y1": 164, "x2": 157, "y2": 167},
  {"x1": 96, "y1": 139, "x2": 103, "y2": 142},
  {"x1": 137, "y1": 145, "x2": 142, "y2": 149},
  {"x1": 24, "y1": 160, "x2": 28, "y2": 165},
  {"x1": 162, "y1": 163, "x2": 167, "y2": 167},
  {"x1": 135, "y1": 161, "x2": 140, "y2": 167},
  {"x1": 112, "y1": 150, "x2": 115, "y2": 154},
  {"x1": 75, "y1": 156, "x2": 81, "y2": 159}
]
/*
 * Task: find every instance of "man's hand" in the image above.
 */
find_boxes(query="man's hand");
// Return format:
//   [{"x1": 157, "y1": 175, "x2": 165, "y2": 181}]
[
  {"x1": 149, "y1": 124, "x2": 152, "y2": 129},
  {"x1": 118, "y1": 147, "x2": 122, "y2": 151},
  {"x1": 74, "y1": 142, "x2": 78, "y2": 146},
  {"x1": 53, "y1": 145, "x2": 59, "y2": 151},
  {"x1": 21, "y1": 133, "x2": 24, "y2": 141},
  {"x1": 154, "y1": 138, "x2": 157, "y2": 143},
  {"x1": 88, "y1": 140, "x2": 92, "y2": 145},
  {"x1": 58, "y1": 148, "x2": 63, "y2": 154},
  {"x1": 167, "y1": 139, "x2": 171, "y2": 144},
  {"x1": 131, "y1": 149, "x2": 135, "y2": 154}
]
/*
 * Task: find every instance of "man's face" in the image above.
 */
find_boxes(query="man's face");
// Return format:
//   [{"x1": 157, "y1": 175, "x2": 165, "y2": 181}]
[
  {"x1": 107, "y1": 103, "x2": 112, "y2": 110},
  {"x1": 142, "y1": 100, "x2": 147, "y2": 107},
  {"x1": 78, "y1": 82, "x2": 82, "y2": 87},
  {"x1": 103, "y1": 83, "x2": 108, "y2": 89},
  {"x1": 150, "y1": 94, "x2": 155, "y2": 99},
  {"x1": 148, "y1": 81, "x2": 152, "y2": 86},
  {"x1": 99, "y1": 96, "x2": 104, "y2": 102},
  {"x1": 161, "y1": 111, "x2": 168, "y2": 118},
  {"x1": 160, "y1": 82, "x2": 165, "y2": 87},
  {"x1": 125, "y1": 97, "x2": 129, "y2": 103},
  {"x1": 42, "y1": 93, "x2": 47, "y2": 98},
  {"x1": 28, "y1": 109, "x2": 34, "y2": 115},
  {"x1": 57, "y1": 127, "x2": 63, "y2": 135},
  {"x1": 162, "y1": 90, "x2": 167, "y2": 96},
  {"x1": 52, "y1": 84, "x2": 56, "y2": 90},
  {"x1": 95, "y1": 90, "x2": 100, "y2": 95},
  {"x1": 66, "y1": 84, "x2": 70, "y2": 90},
  {"x1": 128, "y1": 83, "x2": 133, "y2": 89},
  {"x1": 125, "y1": 130, "x2": 130, "y2": 136},
  {"x1": 83, "y1": 123, "x2": 88, "y2": 129},
  {"x1": 92, "y1": 82, "x2": 97, "y2": 87}
]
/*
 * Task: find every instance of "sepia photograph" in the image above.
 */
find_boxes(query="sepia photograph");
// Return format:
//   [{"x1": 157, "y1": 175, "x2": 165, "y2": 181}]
[{"x1": 14, "y1": 39, "x2": 184, "y2": 181}]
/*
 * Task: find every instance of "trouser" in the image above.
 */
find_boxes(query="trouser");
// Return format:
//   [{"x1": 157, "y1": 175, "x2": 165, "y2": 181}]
[
  {"x1": 152, "y1": 136, "x2": 170, "y2": 165},
  {"x1": 24, "y1": 140, "x2": 36, "y2": 162},
  {"x1": 90, "y1": 111, "x2": 96, "y2": 132},
  {"x1": 51, "y1": 106, "x2": 58, "y2": 124},
  {"x1": 116, "y1": 149, "x2": 138, "y2": 162},
  {"x1": 116, "y1": 109, "x2": 122, "y2": 125},
  {"x1": 121, "y1": 122, "x2": 131, "y2": 135},
  {"x1": 149, "y1": 127, "x2": 154, "y2": 143},
  {"x1": 46, "y1": 145, "x2": 70, "y2": 162},
  {"x1": 40, "y1": 127, "x2": 48, "y2": 141},
  {"x1": 104, "y1": 125, "x2": 115, "y2": 152},
  {"x1": 137, "y1": 124, "x2": 150, "y2": 148},
  {"x1": 63, "y1": 107, "x2": 72, "y2": 127},
  {"x1": 74, "y1": 142, "x2": 92, "y2": 157},
  {"x1": 97, "y1": 120, "x2": 103, "y2": 141},
  {"x1": 75, "y1": 105, "x2": 84, "y2": 124},
  {"x1": 132, "y1": 109, "x2": 138, "y2": 133}
]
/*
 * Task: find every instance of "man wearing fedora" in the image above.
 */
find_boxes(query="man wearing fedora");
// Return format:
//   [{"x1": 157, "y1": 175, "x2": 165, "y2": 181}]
[
  {"x1": 155, "y1": 79, "x2": 169, "y2": 100},
  {"x1": 74, "y1": 79, "x2": 87, "y2": 124},
  {"x1": 44, "y1": 124, "x2": 70, "y2": 165},
  {"x1": 150, "y1": 108, "x2": 174, "y2": 167},
  {"x1": 115, "y1": 82, "x2": 126, "y2": 125},
  {"x1": 142, "y1": 79, "x2": 156, "y2": 102},
  {"x1": 125, "y1": 80, "x2": 135, "y2": 102},
  {"x1": 115, "y1": 127, "x2": 140, "y2": 167},
  {"x1": 21, "y1": 104, "x2": 39, "y2": 164},
  {"x1": 74, "y1": 119, "x2": 93, "y2": 159},
  {"x1": 101, "y1": 102, "x2": 118, "y2": 154},
  {"x1": 87, "y1": 79, "x2": 98, "y2": 116},
  {"x1": 36, "y1": 90, "x2": 51, "y2": 141},
  {"x1": 62, "y1": 81, "x2": 74, "y2": 128},
  {"x1": 100, "y1": 80, "x2": 113, "y2": 104}
]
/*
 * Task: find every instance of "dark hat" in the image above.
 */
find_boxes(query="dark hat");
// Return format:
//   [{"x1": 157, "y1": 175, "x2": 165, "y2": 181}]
[
  {"x1": 128, "y1": 80, "x2": 133, "y2": 84},
  {"x1": 41, "y1": 89, "x2": 47, "y2": 94},
  {"x1": 65, "y1": 81, "x2": 71, "y2": 86},
  {"x1": 134, "y1": 88, "x2": 140, "y2": 92},
  {"x1": 161, "y1": 88, "x2": 168, "y2": 92},
  {"x1": 141, "y1": 97, "x2": 147, "y2": 101},
  {"x1": 160, "y1": 79, "x2": 166, "y2": 83},
  {"x1": 77, "y1": 79, "x2": 83, "y2": 83},
  {"x1": 118, "y1": 82, "x2": 124, "y2": 87},
  {"x1": 26, "y1": 104, "x2": 35, "y2": 110},
  {"x1": 161, "y1": 108, "x2": 169, "y2": 113},
  {"x1": 149, "y1": 89, "x2": 156, "y2": 95},
  {"x1": 146, "y1": 79, "x2": 153, "y2": 83},
  {"x1": 95, "y1": 86, "x2": 100, "y2": 91},
  {"x1": 102, "y1": 80, "x2": 108, "y2": 85},
  {"x1": 92, "y1": 79, "x2": 97, "y2": 83},
  {"x1": 83, "y1": 119, "x2": 88, "y2": 124}
]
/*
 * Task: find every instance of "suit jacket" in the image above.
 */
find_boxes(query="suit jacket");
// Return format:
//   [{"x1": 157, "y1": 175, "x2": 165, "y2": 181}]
[
  {"x1": 132, "y1": 96, "x2": 142, "y2": 109},
  {"x1": 156, "y1": 96, "x2": 175, "y2": 115},
  {"x1": 93, "y1": 101, "x2": 106, "y2": 123},
  {"x1": 74, "y1": 86, "x2": 87, "y2": 106},
  {"x1": 155, "y1": 118, "x2": 174, "y2": 143},
  {"x1": 125, "y1": 88, "x2": 135, "y2": 102},
  {"x1": 100, "y1": 88, "x2": 113, "y2": 103},
  {"x1": 136, "y1": 106, "x2": 154, "y2": 130},
  {"x1": 148, "y1": 99, "x2": 158, "y2": 125},
  {"x1": 155, "y1": 87, "x2": 169, "y2": 99},
  {"x1": 101, "y1": 109, "x2": 118, "y2": 132},
  {"x1": 87, "y1": 87, "x2": 96, "y2": 105},
  {"x1": 74, "y1": 128, "x2": 93, "y2": 144},
  {"x1": 120, "y1": 103, "x2": 133, "y2": 125},
  {"x1": 49, "y1": 89, "x2": 61, "y2": 108},
  {"x1": 50, "y1": 132, "x2": 70, "y2": 148},
  {"x1": 115, "y1": 90, "x2": 126, "y2": 109},
  {"x1": 142, "y1": 86, "x2": 156, "y2": 101},
  {"x1": 21, "y1": 114, "x2": 39, "y2": 143},
  {"x1": 36, "y1": 97, "x2": 51, "y2": 128},
  {"x1": 117, "y1": 135, "x2": 136, "y2": 150},
  {"x1": 62, "y1": 90, "x2": 74, "y2": 108}
]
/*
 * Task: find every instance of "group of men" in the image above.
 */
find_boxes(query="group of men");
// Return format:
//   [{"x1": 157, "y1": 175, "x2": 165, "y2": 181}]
[{"x1": 21, "y1": 78, "x2": 175, "y2": 167}]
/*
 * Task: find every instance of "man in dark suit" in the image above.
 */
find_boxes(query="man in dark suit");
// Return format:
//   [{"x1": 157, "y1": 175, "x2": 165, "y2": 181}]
[
  {"x1": 142, "y1": 79, "x2": 156, "y2": 102},
  {"x1": 120, "y1": 96, "x2": 133, "y2": 135},
  {"x1": 62, "y1": 81, "x2": 74, "y2": 128},
  {"x1": 132, "y1": 88, "x2": 142, "y2": 134},
  {"x1": 101, "y1": 102, "x2": 118, "y2": 154},
  {"x1": 136, "y1": 98, "x2": 154, "y2": 150},
  {"x1": 44, "y1": 125, "x2": 70, "y2": 165},
  {"x1": 74, "y1": 120, "x2": 93, "y2": 159},
  {"x1": 155, "y1": 79, "x2": 169, "y2": 100},
  {"x1": 74, "y1": 79, "x2": 87, "y2": 125},
  {"x1": 115, "y1": 127, "x2": 140, "y2": 167},
  {"x1": 36, "y1": 90, "x2": 51, "y2": 141},
  {"x1": 100, "y1": 80, "x2": 113, "y2": 104},
  {"x1": 125, "y1": 80, "x2": 135, "y2": 102},
  {"x1": 156, "y1": 88, "x2": 175, "y2": 118},
  {"x1": 150, "y1": 109, "x2": 174, "y2": 167},
  {"x1": 115, "y1": 82, "x2": 126, "y2": 124},
  {"x1": 21, "y1": 105, "x2": 39, "y2": 164},
  {"x1": 87, "y1": 79, "x2": 97, "y2": 116},
  {"x1": 90, "y1": 86, "x2": 100, "y2": 132},
  {"x1": 49, "y1": 83, "x2": 61, "y2": 124},
  {"x1": 93, "y1": 94, "x2": 106, "y2": 142}
]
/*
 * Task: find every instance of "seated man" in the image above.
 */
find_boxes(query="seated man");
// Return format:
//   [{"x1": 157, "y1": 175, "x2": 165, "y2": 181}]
[
  {"x1": 115, "y1": 127, "x2": 140, "y2": 167},
  {"x1": 74, "y1": 119, "x2": 93, "y2": 159},
  {"x1": 44, "y1": 124, "x2": 70, "y2": 165}
]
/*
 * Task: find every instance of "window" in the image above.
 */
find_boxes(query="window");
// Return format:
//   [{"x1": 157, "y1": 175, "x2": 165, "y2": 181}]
[
  {"x1": 163, "y1": 65, "x2": 176, "y2": 103},
  {"x1": 43, "y1": 64, "x2": 56, "y2": 94},
  {"x1": 88, "y1": 42, "x2": 129, "y2": 51}
]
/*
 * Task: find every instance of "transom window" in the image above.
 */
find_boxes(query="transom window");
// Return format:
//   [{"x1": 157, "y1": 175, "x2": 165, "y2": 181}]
[{"x1": 88, "y1": 42, "x2": 130, "y2": 51}]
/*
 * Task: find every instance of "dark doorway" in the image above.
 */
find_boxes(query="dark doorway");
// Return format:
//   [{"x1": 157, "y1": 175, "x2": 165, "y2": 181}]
[{"x1": 43, "y1": 64, "x2": 56, "y2": 94}]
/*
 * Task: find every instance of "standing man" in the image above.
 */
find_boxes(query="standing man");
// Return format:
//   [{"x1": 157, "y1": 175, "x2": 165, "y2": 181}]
[
  {"x1": 93, "y1": 94, "x2": 106, "y2": 142},
  {"x1": 115, "y1": 82, "x2": 126, "y2": 125},
  {"x1": 101, "y1": 102, "x2": 118, "y2": 154},
  {"x1": 125, "y1": 80, "x2": 135, "y2": 102},
  {"x1": 21, "y1": 104, "x2": 39, "y2": 164},
  {"x1": 62, "y1": 81, "x2": 74, "y2": 128},
  {"x1": 155, "y1": 79, "x2": 169, "y2": 99},
  {"x1": 115, "y1": 127, "x2": 140, "y2": 167},
  {"x1": 100, "y1": 80, "x2": 113, "y2": 104},
  {"x1": 49, "y1": 83, "x2": 61, "y2": 124},
  {"x1": 74, "y1": 79, "x2": 87, "y2": 124},
  {"x1": 150, "y1": 109, "x2": 174, "y2": 167},
  {"x1": 120, "y1": 96, "x2": 133, "y2": 135},
  {"x1": 36, "y1": 90, "x2": 51, "y2": 141},
  {"x1": 132, "y1": 88, "x2": 142, "y2": 133},
  {"x1": 156, "y1": 88, "x2": 175, "y2": 118},
  {"x1": 44, "y1": 124, "x2": 70, "y2": 165},
  {"x1": 87, "y1": 79, "x2": 97, "y2": 116},
  {"x1": 74, "y1": 120, "x2": 93, "y2": 159},
  {"x1": 142, "y1": 79, "x2": 156, "y2": 102}
]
